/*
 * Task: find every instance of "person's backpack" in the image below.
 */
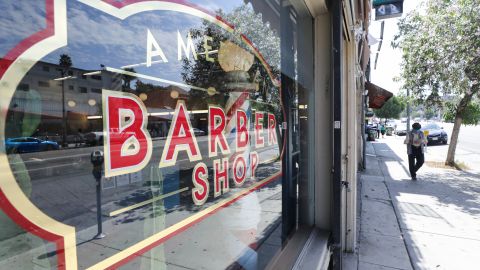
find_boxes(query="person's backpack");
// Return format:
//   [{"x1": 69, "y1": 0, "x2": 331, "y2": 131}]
[{"x1": 411, "y1": 131, "x2": 423, "y2": 147}]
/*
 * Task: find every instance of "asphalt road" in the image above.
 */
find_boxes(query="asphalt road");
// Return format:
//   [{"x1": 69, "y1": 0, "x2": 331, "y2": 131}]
[
  {"x1": 394, "y1": 122, "x2": 480, "y2": 173},
  {"x1": 5, "y1": 134, "x2": 281, "y2": 231}
]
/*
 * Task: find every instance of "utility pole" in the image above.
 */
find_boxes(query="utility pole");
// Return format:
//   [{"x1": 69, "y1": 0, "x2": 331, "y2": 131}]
[
  {"x1": 61, "y1": 77, "x2": 67, "y2": 147},
  {"x1": 406, "y1": 88, "x2": 411, "y2": 132}
]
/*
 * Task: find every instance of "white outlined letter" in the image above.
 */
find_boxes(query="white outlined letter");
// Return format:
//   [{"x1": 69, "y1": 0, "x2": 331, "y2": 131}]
[
  {"x1": 236, "y1": 109, "x2": 249, "y2": 152},
  {"x1": 250, "y1": 151, "x2": 259, "y2": 180},
  {"x1": 177, "y1": 31, "x2": 197, "y2": 61},
  {"x1": 159, "y1": 102, "x2": 201, "y2": 168},
  {"x1": 268, "y1": 113, "x2": 277, "y2": 145},
  {"x1": 254, "y1": 111, "x2": 265, "y2": 148},
  {"x1": 192, "y1": 162, "x2": 209, "y2": 205},
  {"x1": 203, "y1": 35, "x2": 214, "y2": 62},
  {"x1": 213, "y1": 158, "x2": 229, "y2": 198},
  {"x1": 232, "y1": 155, "x2": 247, "y2": 187},
  {"x1": 146, "y1": 29, "x2": 168, "y2": 67},
  {"x1": 208, "y1": 106, "x2": 230, "y2": 158},
  {"x1": 103, "y1": 90, "x2": 152, "y2": 177}
]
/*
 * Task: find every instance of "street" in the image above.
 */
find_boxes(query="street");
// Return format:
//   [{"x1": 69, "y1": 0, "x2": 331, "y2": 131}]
[
  {"x1": 1, "y1": 134, "x2": 283, "y2": 269},
  {"x1": 393, "y1": 122, "x2": 480, "y2": 173}
]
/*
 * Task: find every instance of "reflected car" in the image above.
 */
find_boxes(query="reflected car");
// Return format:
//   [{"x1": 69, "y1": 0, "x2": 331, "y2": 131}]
[
  {"x1": 395, "y1": 128, "x2": 407, "y2": 136},
  {"x1": 191, "y1": 128, "x2": 206, "y2": 136},
  {"x1": 421, "y1": 123, "x2": 448, "y2": 145},
  {"x1": 85, "y1": 131, "x2": 104, "y2": 146},
  {"x1": 5, "y1": 137, "x2": 59, "y2": 153}
]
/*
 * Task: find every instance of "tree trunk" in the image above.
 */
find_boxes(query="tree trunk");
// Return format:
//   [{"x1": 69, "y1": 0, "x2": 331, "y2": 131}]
[
  {"x1": 445, "y1": 114, "x2": 462, "y2": 166},
  {"x1": 445, "y1": 92, "x2": 474, "y2": 166}
]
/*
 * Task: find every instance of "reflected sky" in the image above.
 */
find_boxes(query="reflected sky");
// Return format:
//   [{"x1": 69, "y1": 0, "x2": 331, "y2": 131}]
[
  {"x1": 0, "y1": 0, "x2": 277, "y2": 86},
  {"x1": 0, "y1": 1, "x2": 288, "y2": 269},
  {"x1": 49, "y1": 1, "x2": 209, "y2": 83},
  {"x1": 0, "y1": 1, "x2": 46, "y2": 55}
]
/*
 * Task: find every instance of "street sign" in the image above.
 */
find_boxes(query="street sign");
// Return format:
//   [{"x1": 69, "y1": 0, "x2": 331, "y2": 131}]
[
  {"x1": 375, "y1": 2, "x2": 403, "y2": 20},
  {"x1": 372, "y1": 0, "x2": 401, "y2": 6}
]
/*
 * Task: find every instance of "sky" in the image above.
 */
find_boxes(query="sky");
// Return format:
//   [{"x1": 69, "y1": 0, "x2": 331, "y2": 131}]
[
  {"x1": 0, "y1": 1, "x2": 263, "y2": 85},
  {"x1": 369, "y1": 0, "x2": 423, "y2": 95}
]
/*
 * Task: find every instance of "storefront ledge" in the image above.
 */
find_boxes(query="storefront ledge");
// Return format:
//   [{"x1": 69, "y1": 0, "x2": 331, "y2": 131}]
[
  {"x1": 292, "y1": 229, "x2": 331, "y2": 270},
  {"x1": 265, "y1": 227, "x2": 331, "y2": 270}
]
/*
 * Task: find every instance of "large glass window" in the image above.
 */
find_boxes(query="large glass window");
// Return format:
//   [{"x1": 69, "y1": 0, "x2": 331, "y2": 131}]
[{"x1": 0, "y1": 1, "x2": 313, "y2": 269}]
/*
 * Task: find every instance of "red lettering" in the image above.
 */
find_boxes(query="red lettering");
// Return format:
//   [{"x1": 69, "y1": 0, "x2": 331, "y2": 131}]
[
  {"x1": 254, "y1": 112, "x2": 264, "y2": 148},
  {"x1": 208, "y1": 106, "x2": 230, "y2": 157},
  {"x1": 233, "y1": 155, "x2": 247, "y2": 186},
  {"x1": 236, "y1": 109, "x2": 249, "y2": 152},
  {"x1": 104, "y1": 90, "x2": 152, "y2": 177},
  {"x1": 250, "y1": 151, "x2": 259, "y2": 179},
  {"x1": 160, "y1": 102, "x2": 201, "y2": 168},
  {"x1": 192, "y1": 162, "x2": 209, "y2": 205},
  {"x1": 268, "y1": 113, "x2": 277, "y2": 145},
  {"x1": 213, "y1": 158, "x2": 229, "y2": 197}
]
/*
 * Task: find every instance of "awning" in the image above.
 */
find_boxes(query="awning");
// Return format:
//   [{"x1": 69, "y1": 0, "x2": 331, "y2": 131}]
[{"x1": 365, "y1": 81, "x2": 393, "y2": 109}]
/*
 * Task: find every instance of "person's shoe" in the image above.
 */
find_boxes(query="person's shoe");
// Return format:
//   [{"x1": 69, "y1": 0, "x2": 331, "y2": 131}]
[{"x1": 412, "y1": 176, "x2": 417, "y2": 181}]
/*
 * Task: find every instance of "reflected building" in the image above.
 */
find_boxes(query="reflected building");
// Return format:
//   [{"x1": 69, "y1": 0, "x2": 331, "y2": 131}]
[
  {"x1": 0, "y1": 0, "x2": 374, "y2": 269},
  {"x1": 6, "y1": 61, "x2": 190, "y2": 142}
]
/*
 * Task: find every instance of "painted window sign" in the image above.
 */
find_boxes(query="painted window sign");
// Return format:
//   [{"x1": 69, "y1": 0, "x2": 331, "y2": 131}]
[
  {"x1": 103, "y1": 90, "x2": 278, "y2": 205},
  {"x1": 0, "y1": 1, "x2": 285, "y2": 269}
]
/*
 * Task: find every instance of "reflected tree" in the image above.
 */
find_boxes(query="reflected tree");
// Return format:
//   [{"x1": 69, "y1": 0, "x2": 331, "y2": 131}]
[
  {"x1": 181, "y1": 4, "x2": 281, "y2": 119},
  {"x1": 59, "y1": 54, "x2": 72, "y2": 146},
  {"x1": 122, "y1": 67, "x2": 137, "y2": 91}
]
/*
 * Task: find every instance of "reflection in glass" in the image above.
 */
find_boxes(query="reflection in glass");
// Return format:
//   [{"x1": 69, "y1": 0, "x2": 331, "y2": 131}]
[{"x1": 0, "y1": 1, "x2": 306, "y2": 269}]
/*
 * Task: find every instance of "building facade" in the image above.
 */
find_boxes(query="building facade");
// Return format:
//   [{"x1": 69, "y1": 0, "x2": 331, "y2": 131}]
[{"x1": 0, "y1": 0, "x2": 371, "y2": 269}]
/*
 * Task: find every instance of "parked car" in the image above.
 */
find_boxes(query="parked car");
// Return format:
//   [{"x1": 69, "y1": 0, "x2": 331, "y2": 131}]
[
  {"x1": 421, "y1": 123, "x2": 448, "y2": 145},
  {"x1": 66, "y1": 134, "x2": 86, "y2": 146},
  {"x1": 365, "y1": 124, "x2": 377, "y2": 141},
  {"x1": 85, "y1": 131, "x2": 104, "y2": 146},
  {"x1": 395, "y1": 129, "x2": 407, "y2": 136},
  {"x1": 191, "y1": 128, "x2": 206, "y2": 136},
  {"x1": 5, "y1": 137, "x2": 59, "y2": 153}
]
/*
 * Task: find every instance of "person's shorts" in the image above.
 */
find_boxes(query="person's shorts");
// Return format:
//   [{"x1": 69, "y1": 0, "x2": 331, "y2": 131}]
[{"x1": 381, "y1": 130, "x2": 386, "y2": 135}]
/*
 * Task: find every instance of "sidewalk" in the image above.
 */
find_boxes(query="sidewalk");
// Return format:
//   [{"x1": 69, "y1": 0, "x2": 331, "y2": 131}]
[{"x1": 344, "y1": 137, "x2": 480, "y2": 270}]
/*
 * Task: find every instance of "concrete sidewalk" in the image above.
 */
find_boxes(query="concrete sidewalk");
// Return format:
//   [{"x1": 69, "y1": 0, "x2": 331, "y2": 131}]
[{"x1": 344, "y1": 137, "x2": 480, "y2": 270}]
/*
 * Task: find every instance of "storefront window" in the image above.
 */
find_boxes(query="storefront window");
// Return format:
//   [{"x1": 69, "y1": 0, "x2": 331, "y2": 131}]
[{"x1": 0, "y1": 1, "x2": 312, "y2": 269}]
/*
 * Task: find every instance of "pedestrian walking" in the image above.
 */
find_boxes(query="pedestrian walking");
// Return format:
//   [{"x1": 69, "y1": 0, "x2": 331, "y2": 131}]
[
  {"x1": 376, "y1": 122, "x2": 381, "y2": 138},
  {"x1": 380, "y1": 123, "x2": 386, "y2": 138},
  {"x1": 404, "y1": 122, "x2": 428, "y2": 180}
]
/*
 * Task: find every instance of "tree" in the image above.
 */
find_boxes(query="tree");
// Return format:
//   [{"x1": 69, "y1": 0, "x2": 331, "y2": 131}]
[
  {"x1": 374, "y1": 96, "x2": 405, "y2": 120},
  {"x1": 393, "y1": 0, "x2": 480, "y2": 166},
  {"x1": 181, "y1": 4, "x2": 281, "y2": 118},
  {"x1": 424, "y1": 106, "x2": 436, "y2": 120},
  {"x1": 122, "y1": 67, "x2": 137, "y2": 91},
  {"x1": 444, "y1": 101, "x2": 480, "y2": 125},
  {"x1": 59, "y1": 54, "x2": 72, "y2": 72}
]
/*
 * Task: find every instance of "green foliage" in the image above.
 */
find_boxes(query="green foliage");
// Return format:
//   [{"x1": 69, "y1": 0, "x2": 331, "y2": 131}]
[
  {"x1": 393, "y1": 0, "x2": 480, "y2": 164},
  {"x1": 58, "y1": 54, "x2": 72, "y2": 76},
  {"x1": 58, "y1": 54, "x2": 72, "y2": 69},
  {"x1": 443, "y1": 101, "x2": 480, "y2": 125},
  {"x1": 122, "y1": 67, "x2": 136, "y2": 91},
  {"x1": 180, "y1": 4, "x2": 282, "y2": 117},
  {"x1": 424, "y1": 107, "x2": 436, "y2": 120},
  {"x1": 392, "y1": 0, "x2": 480, "y2": 102},
  {"x1": 374, "y1": 96, "x2": 405, "y2": 120}
]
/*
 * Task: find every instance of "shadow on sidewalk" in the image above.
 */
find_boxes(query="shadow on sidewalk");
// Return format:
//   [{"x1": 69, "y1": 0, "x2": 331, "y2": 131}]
[
  {"x1": 372, "y1": 141, "x2": 480, "y2": 216},
  {"x1": 369, "y1": 141, "x2": 480, "y2": 269}
]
